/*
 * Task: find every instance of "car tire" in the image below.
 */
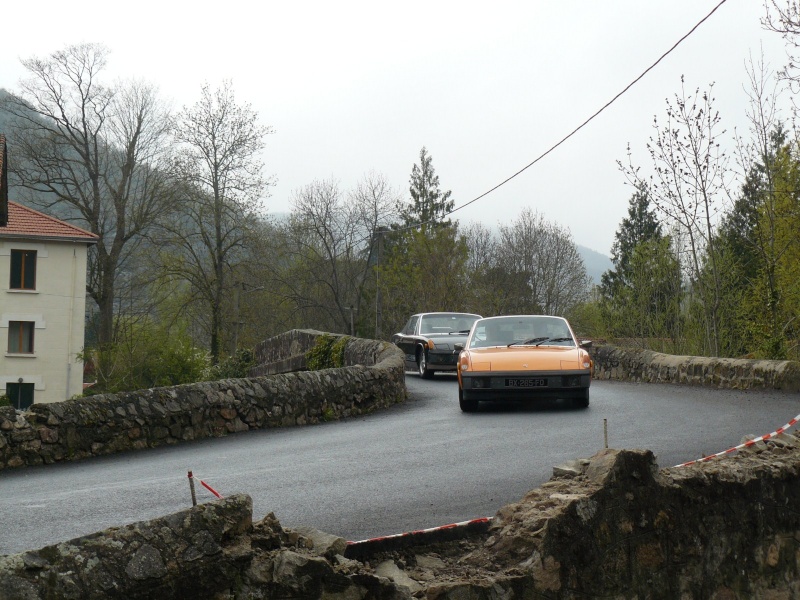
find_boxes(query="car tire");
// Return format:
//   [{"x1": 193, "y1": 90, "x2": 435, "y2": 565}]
[
  {"x1": 417, "y1": 348, "x2": 434, "y2": 379},
  {"x1": 574, "y1": 388, "x2": 590, "y2": 409},
  {"x1": 459, "y1": 387, "x2": 478, "y2": 412}
]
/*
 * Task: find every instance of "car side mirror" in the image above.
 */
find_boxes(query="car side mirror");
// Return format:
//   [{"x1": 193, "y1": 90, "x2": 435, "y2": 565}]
[
  {"x1": 454, "y1": 343, "x2": 464, "y2": 351},
  {"x1": 579, "y1": 340, "x2": 592, "y2": 349}
]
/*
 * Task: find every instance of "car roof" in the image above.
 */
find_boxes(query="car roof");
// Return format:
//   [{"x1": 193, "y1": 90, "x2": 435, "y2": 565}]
[
  {"x1": 476, "y1": 315, "x2": 567, "y2": 322},
  {"x1": 413, "y1": 312, "x2": 482, "y2": 318}
]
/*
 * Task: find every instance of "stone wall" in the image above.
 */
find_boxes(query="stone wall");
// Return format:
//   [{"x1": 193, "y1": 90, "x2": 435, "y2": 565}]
[
  {"x1": 0, "y1": 332, "x2": 405, "y2": 471},
  {"x1": 591, "y1": 344, "x2": 800, "y2": 391},
  {"x1": 3, "y1": 438, "x2": 799, "y2": 598},
  {"x1": 250, "y1": 329, "x2": 319, "y2": 376},
  {"x1": 0, "y1": 494, "x2": 256, "y2": 599}
]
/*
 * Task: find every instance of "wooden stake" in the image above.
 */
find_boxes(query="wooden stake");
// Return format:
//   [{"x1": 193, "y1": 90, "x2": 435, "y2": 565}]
[{"x1": 188, "y1": 470, "x2": 197, "y2": 506}]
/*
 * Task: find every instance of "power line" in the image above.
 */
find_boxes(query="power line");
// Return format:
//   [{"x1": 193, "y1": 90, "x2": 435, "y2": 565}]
[
  {"x1": 280, "y1": 0, "x2": 731, "y2": 244},
  {"x1": 446, "y1": 0, "x2": 730, "y2": 219}
]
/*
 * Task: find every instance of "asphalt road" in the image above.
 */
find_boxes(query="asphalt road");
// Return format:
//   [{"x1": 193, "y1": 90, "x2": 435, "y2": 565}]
[{"x1": 1, "y1": 374, "x2": 798, "y2": 555}]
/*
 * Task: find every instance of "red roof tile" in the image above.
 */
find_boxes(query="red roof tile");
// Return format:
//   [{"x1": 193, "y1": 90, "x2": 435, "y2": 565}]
[{"x1": 0, "y1": 201, "x2": 98, "y2": 243}]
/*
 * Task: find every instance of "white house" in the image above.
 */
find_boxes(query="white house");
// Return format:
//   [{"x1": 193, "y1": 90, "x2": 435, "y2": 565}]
[{"x1": 0, "y1": 134, "x2": 98, "y2": 407}]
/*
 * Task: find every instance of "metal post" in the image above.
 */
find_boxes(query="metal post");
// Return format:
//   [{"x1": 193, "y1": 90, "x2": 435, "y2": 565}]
[
  {"x1": 349, "y1": 305, "x2": 354, "y2": 336},
  {"x1": 375, "y1": 228, "x2": 384, "y2": 338},
  {"x1": 231, "y1": 283, "x2": 240, "y2": 356},
  {"x1": 188, "y1": 470, "x2": 197, "y2": 506},
  {"x1": 603, "y1": 419, "x2": 608, "y2": 449}
]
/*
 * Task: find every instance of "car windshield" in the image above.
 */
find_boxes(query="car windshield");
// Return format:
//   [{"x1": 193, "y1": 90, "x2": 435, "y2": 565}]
[
  {"x1": 419, "y1": 313, "x2": 480, "y2": 334},
  {"x1": 469, "y1": 316, "x2": 575, "y2": 348}
]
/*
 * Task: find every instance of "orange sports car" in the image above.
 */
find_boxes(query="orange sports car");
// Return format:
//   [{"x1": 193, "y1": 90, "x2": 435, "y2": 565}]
[{"x1": 456, "y1": 315, "x2": 593, "y2": 412}]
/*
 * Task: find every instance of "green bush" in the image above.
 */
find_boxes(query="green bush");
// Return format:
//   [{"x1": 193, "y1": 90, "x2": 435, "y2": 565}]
[
  {"x1": 203, "y1": 348, "x2": 255, "y2": 380},
  {"x1": 0, "y1": 394, "x2": 10, "y2": 408},
  {"x1": 81, "y1": 319, "x2": 210, "y2": 394},
  {"x1": 306, "y1": 334, "x2": 349, "y2": 370}
]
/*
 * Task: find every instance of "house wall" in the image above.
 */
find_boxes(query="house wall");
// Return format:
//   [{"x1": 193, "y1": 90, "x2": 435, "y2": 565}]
[{"x1": 0, "y1": 239, "x2": 89, "y2": 404}]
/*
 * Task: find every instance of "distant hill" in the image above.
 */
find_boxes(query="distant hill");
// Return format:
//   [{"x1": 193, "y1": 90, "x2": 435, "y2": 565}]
[
  {"x1": 577, "y1": 245, "x2": 612, "y2": 286},
  {"x1": 0, "y1": 89, "x2": 15, "y2": 135}
]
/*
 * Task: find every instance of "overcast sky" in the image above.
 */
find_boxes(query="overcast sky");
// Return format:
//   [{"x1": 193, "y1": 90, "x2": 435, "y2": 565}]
[{"x1": 0, "y1": 1, "x2": 791, "y2": 255}]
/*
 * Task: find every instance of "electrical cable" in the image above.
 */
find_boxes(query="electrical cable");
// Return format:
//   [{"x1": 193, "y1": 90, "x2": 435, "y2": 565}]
[
  {"x1": 184, "y1": 1, "x2": 734, "y2": 257},
  {"x1": 439, "y1": 0, "x2": 731, "y2": 221}
]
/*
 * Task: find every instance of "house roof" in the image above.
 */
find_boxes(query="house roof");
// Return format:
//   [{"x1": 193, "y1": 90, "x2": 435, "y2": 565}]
[{"x1": 0, "y1": 201, "x2": 98, "y2": 243}]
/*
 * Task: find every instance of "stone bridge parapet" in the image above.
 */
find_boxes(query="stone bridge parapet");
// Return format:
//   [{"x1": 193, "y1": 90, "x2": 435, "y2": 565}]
[
  {"x1": 0, "y1": 331, "x2": 405, "y2": 471},
  {"x1": 590, "y1": 344, "x2": 800, "y2": 392}
]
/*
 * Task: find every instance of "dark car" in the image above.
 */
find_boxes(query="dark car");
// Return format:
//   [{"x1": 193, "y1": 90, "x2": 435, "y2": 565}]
[{"x1": 392, "y1": 312, "x2": 482, "y2": 378}]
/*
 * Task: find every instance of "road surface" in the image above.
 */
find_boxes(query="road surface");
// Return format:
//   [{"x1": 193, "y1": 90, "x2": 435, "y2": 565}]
[{"x1": 0, "y1": 375, "x2": 797, "y2": 554}]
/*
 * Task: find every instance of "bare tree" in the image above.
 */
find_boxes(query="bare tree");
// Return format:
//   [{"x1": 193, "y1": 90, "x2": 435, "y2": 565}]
[
  {"x1": 461, "y1": 222, "x2": 501, "y2": 315},
  {"x1": 165, "y1": 81, "x2": 272, "y2": 362},
  {"x1": 763, "y1": 1, "x2": 800, "y2": 93},
  {"x1": 2, "y1": 44, "x2": 177, "y2": 360},
  {"x1": 620, "y1": 77, "x2": 731, "y2": 355},
  {"x1": 268, "y1": 173, "x2": 399, "y2": 334},
  {"x1": 495, "y1": 208, "x2": 590, "y2": 316}
]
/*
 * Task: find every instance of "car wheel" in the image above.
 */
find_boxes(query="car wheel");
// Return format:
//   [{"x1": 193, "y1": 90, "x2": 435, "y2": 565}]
[
  {"x1": 574, "y1": 388, "x2": 590, "y2": 409},
  {"x1": 417, "y1": 348, "x2": 434, "y2": 379},
  {"x1": 459, "y1": 386, "x2": 478, "y2": 412}
]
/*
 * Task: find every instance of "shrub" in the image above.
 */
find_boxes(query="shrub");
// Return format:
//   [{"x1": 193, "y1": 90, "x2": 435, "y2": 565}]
[
  {"x1": 81, "y1": 320, "x2": 210, "y2": 394},
  {"x1": 203, "y1": 348, "x2": 255, "y2": 380}
]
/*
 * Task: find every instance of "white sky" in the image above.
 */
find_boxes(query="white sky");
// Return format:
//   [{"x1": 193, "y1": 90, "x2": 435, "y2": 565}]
[{"x1": 0, "y1": 1, "x2": 791, "y2": 255}]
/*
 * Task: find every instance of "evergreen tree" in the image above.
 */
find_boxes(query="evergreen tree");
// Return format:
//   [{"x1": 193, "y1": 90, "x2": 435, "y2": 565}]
[
  {"x1": 714, "y1": 126, "x2": 800, "y2": 359},
  {"x1": 377, "y1": 147, "x2": 461, "y2": 336},
  {"x1": 600, "y1": 183, "x2": 662, "y2": 298},
  {"x1": 600, "y1": 184, "x2": 682, "y2": 346},
  {"x1": 398, "y1": 147, "x2": 454, "y2": 229}
]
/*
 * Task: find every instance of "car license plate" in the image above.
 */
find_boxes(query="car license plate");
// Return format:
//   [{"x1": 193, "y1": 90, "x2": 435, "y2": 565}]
[{"x1": 505, "y1": 378, "x2": 547, "y2": 388}]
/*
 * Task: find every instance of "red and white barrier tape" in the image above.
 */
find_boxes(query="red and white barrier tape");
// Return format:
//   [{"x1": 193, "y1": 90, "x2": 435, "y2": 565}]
[
  {"x1": 188, "y1": 471, "x2": 224, "y2": 499},
  {"x1": 347, "y1": 516, "x2": 492, "y2": 546},
  {"x1": 674, "y1": 412, "x2": 800, "y2": 468},
  {"x1": 199, "y1": 478, "x2": 223, "y2": 498}
]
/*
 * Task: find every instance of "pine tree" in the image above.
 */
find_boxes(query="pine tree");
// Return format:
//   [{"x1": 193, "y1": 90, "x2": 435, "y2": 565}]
[
  {"x1": 600, "y1": 184, "x2": 682, "y2": 347},
  {"x1": 398, "y1": 147, "x2": 454, "y2": 229},
  {"x1": 600, "y1": 183, "x2": 662, "y2": 297}
]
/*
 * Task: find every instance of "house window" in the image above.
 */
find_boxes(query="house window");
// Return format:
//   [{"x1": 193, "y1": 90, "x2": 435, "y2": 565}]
[
  {"x1": 8, "y1": 321, "x2": 34, "y2": 353},
  {"x1": 10, "y1": 250, "x2": 37, "y2": 290},
  {"x1": 5, "y1": 382, "x2": 34, "y2": 410}
]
